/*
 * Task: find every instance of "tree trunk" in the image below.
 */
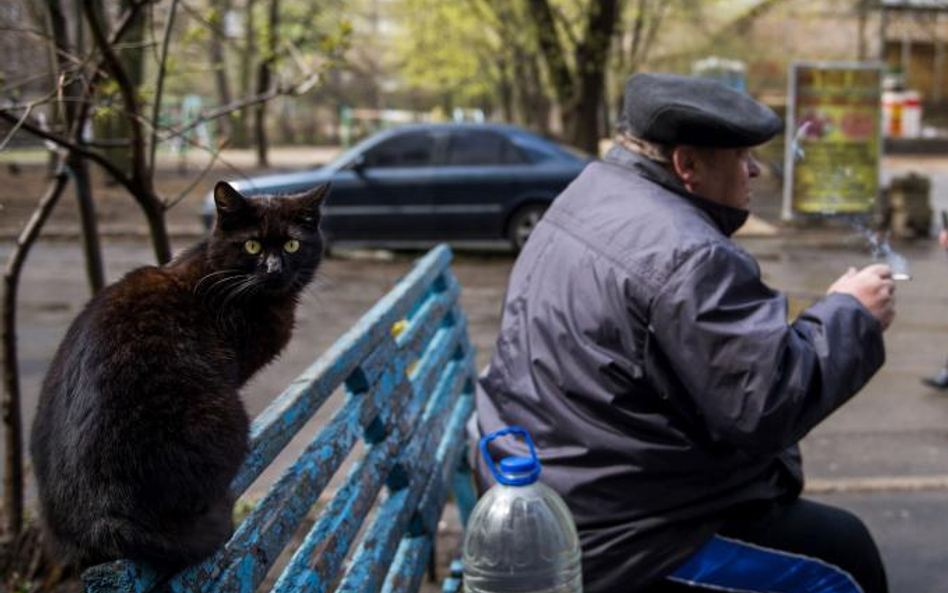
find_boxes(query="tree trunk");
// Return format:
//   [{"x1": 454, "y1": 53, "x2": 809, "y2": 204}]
[
  {"x1": 141, "y1": 196, "x2": 173, "y2": 264},
  {"x1": 564, "y1": 0, "x2": 623, "y2": 154},
  {"x1": 2, "y1": 166, "x2": 71, "y2": 540},
  {"x1": 527, "y1": 0, "x2": 622, "y2": 152},
  {"x1": 526, "y1": 0, "x2": 574, "y2": 110},
  {"x1": 93, "y1": 0, "x2": 146, "y2": 178},
  {"x1": 47, "y1": 0, "x2": 106, "y2": 293},
  {"x1": 496, "y1": 56, "x2": 515, "y2": 124},
  {"x1": 520, "y1": 57, "x2": 551, "y2": 134},
  {"x1": 69, "y1": 154, "x2": 106, "y2": 292},
  {"x1": 254, "y1": 62, "x2": 271, "y2": 167},
  {"x1": 254, "y1": 0, "x2": 279, "y2": 168},
  {"x1": 209, "y1": 0, "x2": 234, "y2": 142},
  {"x1": 233, "y1": 0, "x2": 257, "y2": 148}
]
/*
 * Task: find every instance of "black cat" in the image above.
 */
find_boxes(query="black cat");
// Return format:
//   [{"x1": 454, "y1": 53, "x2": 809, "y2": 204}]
[{"x1": 30, "y1": 181, "x2": 327, "y2": 569}]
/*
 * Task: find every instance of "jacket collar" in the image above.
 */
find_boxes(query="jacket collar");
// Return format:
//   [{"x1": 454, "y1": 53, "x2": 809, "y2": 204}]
[{"x1": 603, "y1": 144, "x2": 749, "y2": 237}]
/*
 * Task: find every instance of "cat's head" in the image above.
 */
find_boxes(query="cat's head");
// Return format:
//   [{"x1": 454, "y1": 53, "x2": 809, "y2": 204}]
[{"x1": 206, "y1": 181, "x2": 328, "y2": 297}]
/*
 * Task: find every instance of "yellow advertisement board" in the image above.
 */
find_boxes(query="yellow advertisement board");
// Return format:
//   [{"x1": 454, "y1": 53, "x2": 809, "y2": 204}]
[{"x1": 782, "y1": 62, "x2": 882, "y2": 217}]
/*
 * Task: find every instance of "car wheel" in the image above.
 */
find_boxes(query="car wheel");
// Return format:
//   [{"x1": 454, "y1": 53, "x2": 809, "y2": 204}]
[{"x1": 508, "y1": 204, "x2": 548, "y2": 251}]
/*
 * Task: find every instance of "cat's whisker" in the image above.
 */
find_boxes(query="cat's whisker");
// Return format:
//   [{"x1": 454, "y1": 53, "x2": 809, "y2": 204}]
[
  {"x1": 215, "y1": 277, "x2": 245, "y2": 322},
  {"x1": 194, "y1": 269, "x2": 241, "y2": 295},
  {"x1": 219, "y1": 276, "x2": 259, "y2": 313},
  {"x1": 203, "y1": 275, "x2": 246, "y2": 307}
]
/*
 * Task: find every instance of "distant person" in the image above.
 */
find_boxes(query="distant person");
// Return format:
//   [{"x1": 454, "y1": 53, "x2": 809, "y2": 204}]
[
  {"x1": 923, "y1": 228, "x2": 948, "y2": 389},
  {"x1": 476, "y1": 73, "x2": 894, "y2": 593}
]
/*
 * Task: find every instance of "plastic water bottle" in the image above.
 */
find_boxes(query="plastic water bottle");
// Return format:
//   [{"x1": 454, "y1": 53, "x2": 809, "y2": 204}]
[{"x1": 462, "y1": 426, "x2": 583, "y2": 593}]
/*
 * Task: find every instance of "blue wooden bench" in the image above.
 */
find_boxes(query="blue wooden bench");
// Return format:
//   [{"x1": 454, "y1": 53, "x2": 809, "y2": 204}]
[{"x1": 82, "y1": 244, "x2": 479, "y2": 593}]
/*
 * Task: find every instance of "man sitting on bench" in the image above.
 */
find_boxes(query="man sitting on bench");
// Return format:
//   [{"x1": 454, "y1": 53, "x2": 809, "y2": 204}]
[{"x1": 475, "y1": 73, "x2": 894, "y2": 593}]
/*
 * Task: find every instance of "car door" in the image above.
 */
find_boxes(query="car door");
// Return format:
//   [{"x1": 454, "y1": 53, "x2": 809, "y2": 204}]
[
  {"x1": 430, "y1": 129, "x2": 531, "y2": 239},
  {"x1": 323, "y1": 130, "x2": 440, "y2": 241}
]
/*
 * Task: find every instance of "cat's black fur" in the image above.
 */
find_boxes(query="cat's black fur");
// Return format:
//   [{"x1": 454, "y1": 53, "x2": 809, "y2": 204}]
[{"x1": 30, "y1": 181, "x2": 327, "y2": 570}]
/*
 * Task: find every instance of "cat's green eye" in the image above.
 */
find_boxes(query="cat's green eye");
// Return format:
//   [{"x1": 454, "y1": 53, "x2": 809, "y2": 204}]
[
  {"x1": 284, "y1": 239, "x2": 300, "y2": 253},
  {"x1": 244, "y1": 240, "x2": 262, "y2": 255}
]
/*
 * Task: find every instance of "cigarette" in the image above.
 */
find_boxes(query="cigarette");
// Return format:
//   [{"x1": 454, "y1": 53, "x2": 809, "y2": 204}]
[{"x1": 893, "y1": 273, "x2": 912, "y2": 281}]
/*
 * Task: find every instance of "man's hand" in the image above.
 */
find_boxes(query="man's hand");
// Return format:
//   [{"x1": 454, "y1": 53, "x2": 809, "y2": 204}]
[
  {"x1": 939, "y1": 229, "x2": 948, "y2": 250},
  {"x1": 827, "y1": 264, "x2": 896, "y2": 331}
]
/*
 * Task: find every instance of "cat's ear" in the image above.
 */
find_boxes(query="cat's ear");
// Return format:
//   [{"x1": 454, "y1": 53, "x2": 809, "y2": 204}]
[
  {"x1": 296, "y1": 184, "x2": 329, "y2": 225},
  {"x1": 299, "y1": 184, "x2": 329, "y2": 210},
  {"x1": 214, "y1": 182, "x2": 248, "y2": 213},
  {"x1": 214, "y1": 182, "x2": 251, "y2": 228}
]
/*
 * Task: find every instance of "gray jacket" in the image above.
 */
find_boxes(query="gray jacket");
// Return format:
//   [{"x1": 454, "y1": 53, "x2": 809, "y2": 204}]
[{"x1": 475, "y1": 146, "x2": 885, "y2": 592}]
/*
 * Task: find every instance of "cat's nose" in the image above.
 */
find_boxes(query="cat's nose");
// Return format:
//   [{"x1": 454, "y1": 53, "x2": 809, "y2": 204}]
[{"x1": 265, "y1": 254, "x2": 282, "y2": 274}]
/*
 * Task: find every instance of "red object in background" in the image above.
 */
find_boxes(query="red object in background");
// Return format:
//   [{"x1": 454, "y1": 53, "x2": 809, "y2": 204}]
[{"x1": 840, "y1": 111, "x2": 875, "y2": 141}]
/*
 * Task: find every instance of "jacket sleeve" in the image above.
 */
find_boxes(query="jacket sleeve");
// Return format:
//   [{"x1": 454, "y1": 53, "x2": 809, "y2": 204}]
[{"x1": 647, "y1": 242, "x2": 885, "y2": 453}]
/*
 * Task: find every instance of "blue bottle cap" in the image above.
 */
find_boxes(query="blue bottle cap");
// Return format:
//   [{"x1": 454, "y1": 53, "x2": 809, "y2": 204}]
[
  {"x1": 480, "y1": 426, "x2": 542, "y2": 486},
  {"x1": 498, "y1": 455, "x2": 540, "y2": 485}
]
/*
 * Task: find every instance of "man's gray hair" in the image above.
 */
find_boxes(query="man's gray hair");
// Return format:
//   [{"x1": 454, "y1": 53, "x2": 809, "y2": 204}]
[{"x1": 614, "y1": 130, "x2": 673, "y2": 164}]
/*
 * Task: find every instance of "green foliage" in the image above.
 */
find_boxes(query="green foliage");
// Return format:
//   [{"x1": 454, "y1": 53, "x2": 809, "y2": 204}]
[
  {"x1": 98, "y1": 79, "x2": 120, "y2": 99},
  {"x1": 206, "y1": 7, "x2": 221, "y2": 26},
  {"x1": 91, "y1": 104, "x2": 116, "y2": 123},
  {"x1": 181, "y1": 23, "x2": 209, "y2": 46},
  {"x1": 10, "y1": 577, "x2": 30, "y2": 593},
  {"x1": 391, "y1": 0, "x2": 504, "y2": 107}
]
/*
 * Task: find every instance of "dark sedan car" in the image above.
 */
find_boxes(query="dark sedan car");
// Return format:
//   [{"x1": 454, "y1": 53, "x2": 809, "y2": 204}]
[{"x1": 203, "y1": 123, "x2": 590, "y2": 250}]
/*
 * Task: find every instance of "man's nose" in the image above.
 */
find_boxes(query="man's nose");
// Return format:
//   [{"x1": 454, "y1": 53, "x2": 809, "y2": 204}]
[{"x1": 747, "y1": 155, "x2": 761, "y2": 178}]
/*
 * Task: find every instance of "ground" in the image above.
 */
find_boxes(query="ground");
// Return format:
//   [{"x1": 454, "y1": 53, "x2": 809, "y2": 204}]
[{"x1": 3, "y1": 148, "x2": 948, "y2": 591}]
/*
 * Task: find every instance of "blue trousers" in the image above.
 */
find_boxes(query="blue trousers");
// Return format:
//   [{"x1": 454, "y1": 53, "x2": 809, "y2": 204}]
[{"x1": 646, "y1": 497, "x2": 888, "y2": 593}]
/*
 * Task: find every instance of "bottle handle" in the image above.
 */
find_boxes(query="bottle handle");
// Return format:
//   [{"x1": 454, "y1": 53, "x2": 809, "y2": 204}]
[{"x1": 479, "y1": 425, "x2": 540, "y2": 485}]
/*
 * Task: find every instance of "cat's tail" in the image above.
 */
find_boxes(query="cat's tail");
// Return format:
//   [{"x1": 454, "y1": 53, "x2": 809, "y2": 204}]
[{"x1": 75, "y1": 502, "x2": 235, "y2": 571}]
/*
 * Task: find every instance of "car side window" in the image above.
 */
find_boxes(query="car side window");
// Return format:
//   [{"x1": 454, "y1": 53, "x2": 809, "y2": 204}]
[
  {"x1": 446, "y1": 131, "x2": 528, "y2": 166},
  {"x1": 362, "y1": 132, "x2": 436, "y2": 168}
]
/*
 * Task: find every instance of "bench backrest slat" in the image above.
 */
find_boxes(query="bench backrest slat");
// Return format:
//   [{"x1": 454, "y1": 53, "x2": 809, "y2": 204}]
[
  {"x1": 334, "y1": 352, "x2": 475, "y2": 593},
  {"x1": 270, "y1": 327, "x2": 474, "y2": 593},
  {"x1": 83, "y1": 245, "x2": 476, "y2": 593},
  {"x1": 233, "y1": 246, "x2": 453, "y2": 496},
  {"x1": 199, "y1": 301, "x2": 467, "y2": 593},
  {"x1": 380, "y1": 535, "x2": 431, "y2": 593}
]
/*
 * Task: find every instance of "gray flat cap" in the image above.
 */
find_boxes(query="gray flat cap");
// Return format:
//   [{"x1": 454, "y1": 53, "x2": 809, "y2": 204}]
[{"x1": 618, "y1": 73, "x2": 782, "y2": 147}]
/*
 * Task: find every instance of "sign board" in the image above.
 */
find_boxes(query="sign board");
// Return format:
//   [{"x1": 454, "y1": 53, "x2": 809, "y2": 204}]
[{"x1": 781, "y1": 62, "x2": 883, "y2": 219}]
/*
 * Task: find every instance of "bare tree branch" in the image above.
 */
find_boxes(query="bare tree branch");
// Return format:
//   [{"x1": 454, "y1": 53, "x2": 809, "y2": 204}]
[
  {"x1": 82, "y1": 0, "x2": 151, "y2": 184},
  {"x1": 149, "y1": 0, "x2": 181, "y2": 174},
  {"x1": 0, "y1": 110, "x2": 138, "y2": 197},
  {"x1": 163, "y1": 144, "x2": 224, "y2": 209},
  {"x1": 165, "y1": 71, "x2": 322, "y2": 144},
  {"x1": 0, "y1": 103, "x2": 34, "y2": 152},
  {"x1": 2, "y1": 162, "x2": 71, "y2": 540},
  {"x1": 179, "y1": 0, "x2": 248, "y2": 54}
]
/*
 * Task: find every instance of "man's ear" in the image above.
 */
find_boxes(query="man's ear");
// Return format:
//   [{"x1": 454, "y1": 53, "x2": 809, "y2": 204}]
[{"x1": 671, "y1": 146, "x2": 699, "y2": 184}]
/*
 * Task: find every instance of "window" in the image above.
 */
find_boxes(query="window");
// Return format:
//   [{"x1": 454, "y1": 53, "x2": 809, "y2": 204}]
[
  {"x1": 446, "y1": 131, "x2": 527, "y2": 166},
  {"x1": 362, "y1": 132, "x2": 436, "y2": 168}
]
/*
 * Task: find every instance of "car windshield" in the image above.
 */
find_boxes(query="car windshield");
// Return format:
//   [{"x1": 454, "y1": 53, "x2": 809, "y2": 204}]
[
  {"x1": 507, "y1": 129, "x2": 590, "y2": 163},
  {"x1": 324, "y1": 134, "x2": 385, "y2": 170}
]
